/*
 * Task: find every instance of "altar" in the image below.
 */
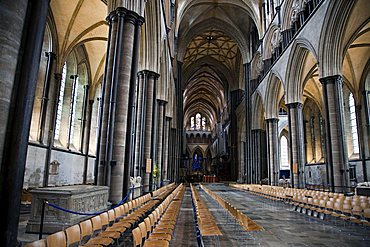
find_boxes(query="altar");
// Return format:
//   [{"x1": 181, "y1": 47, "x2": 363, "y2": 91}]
[{"x1": 26, "y1": 185, "x2": 109, "y2": 233}]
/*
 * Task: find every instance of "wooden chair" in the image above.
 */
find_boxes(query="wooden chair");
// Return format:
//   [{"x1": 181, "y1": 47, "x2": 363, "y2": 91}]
[
  {"x1": 132, "y1": 226, "x2": 143, "y2": 247},
  {"x1": 65, "y1": 224, "x2": 81, "y2": 247},
  {"x1": 46, "y1": 231, "x2": 66, "y2": 247},
  {"x1": 24, "y1": 239, "x2": 46, "y2": 247},
  {"x1": 79, "y1": 220, "x2": 93, "y2": 245}
]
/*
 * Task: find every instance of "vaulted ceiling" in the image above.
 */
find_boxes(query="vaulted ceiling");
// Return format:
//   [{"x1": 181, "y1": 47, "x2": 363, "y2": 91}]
[
  {"x1": 184, "y1": 30, "x2": 238, "y2": 71},
  {"x1": 50, "y1": 0, "x2": 108, "y2": 91},
  {"x1": 178, "y1": 0, "x2": 259, "y2": 131}
]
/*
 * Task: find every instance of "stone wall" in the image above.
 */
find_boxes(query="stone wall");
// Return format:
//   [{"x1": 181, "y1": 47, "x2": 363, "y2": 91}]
[{"x1": 23, "y1": 145, "x2": 95, "y2": 189}]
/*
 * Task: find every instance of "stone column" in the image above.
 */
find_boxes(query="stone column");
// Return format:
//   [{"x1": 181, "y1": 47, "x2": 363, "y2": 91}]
[
  {"x1": 109, "y1": 10, "x2": 144, "y2": 202},
  {"x1": 97, "y1": 7, "x2": 144, "y2": 203},
  {"x1": 0, "y1": 0, "x2": 50, "y2": 245},
  {"x1": 251, "y1": 129, "x2": 267, "y2": 183},
  {"x1": 133, "y1": 72, "x2": 147, "y2": 179},
  {"x1": 287, "y1": 102, "x2": 306, "y2": 188},
  {"x1": 266, "y1": 118, "x2": 279, "y2": 185},
  {"x1": 163, "y1": 117, "x2": 172, "y2": 181},
  {"x1": 141, "y1": 71, "x2": 159, "y2": 192},
  {"x1": 320, "y1": 75, "x2": 350, "y2": 193},
  {"x1": 97, "y1": 11, "x2": 118, "y2": 186},
  {"x1": 156, "y1": 100, "x2": 167, "y2": 187},
  {"x1": 37, "y1": 51, "x2": 56, "y2": 143},
  {"x1": 83, "y1": 100, "x2": 94, "y2": 184},
  {"x1": 122, "y1": 12, "x2": 144, "y2": 197},
  {"x1": 244, "y1": 63, "x2": 252, "y2": 183}
]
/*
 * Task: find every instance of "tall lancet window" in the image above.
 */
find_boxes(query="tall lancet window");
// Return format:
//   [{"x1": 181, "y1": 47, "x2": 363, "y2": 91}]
[
  {"x1": 349, "y1": 93, "x2": 359, "y2": 154},
  {"x1": 196, "y1": 113, "x2": 201, "y2": 130},
  {"x1": 54, "y1": 62, "x2": 67, "y2": 140},
  {"x1": 280, "y1": 135, "x2": 290, "y2": 170},
  {"x1": 190, "y1": 117, "x2": 195, "y2": 130}
]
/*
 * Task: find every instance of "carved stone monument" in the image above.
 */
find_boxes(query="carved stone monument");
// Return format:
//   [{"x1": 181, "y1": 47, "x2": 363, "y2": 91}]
[{"x1": 26, "y1": 185, "x2": 109, "y2": 233}]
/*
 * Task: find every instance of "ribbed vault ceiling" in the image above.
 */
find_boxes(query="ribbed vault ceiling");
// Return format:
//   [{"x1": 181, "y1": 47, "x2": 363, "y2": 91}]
[
  {"x1": 184, "y1": 30, "x2": 238, "y2": 70},
  {"x1": 50, "y1": 0, "x2": 108, "y2": 89}
]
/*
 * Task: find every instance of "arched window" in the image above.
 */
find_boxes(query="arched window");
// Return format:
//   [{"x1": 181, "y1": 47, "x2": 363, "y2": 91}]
[
  {"x1": 349, "y1": 93, "x2": 359, "y2": 154},
  {"x1": 54, "y1": 62, "x2": 67, "y2": 140},
  {"x1": 280, "y1": 135, "x2": 290, "y2": 170},
  {"x1": 190, "y1": 117, "x2": 195, "y2": 130},
  {"x1": 202, "y1": 117, "x2": 206, "y2": 130},
  {"x1": 196, "y1": 113, "x2": 201, "y2": 130}
]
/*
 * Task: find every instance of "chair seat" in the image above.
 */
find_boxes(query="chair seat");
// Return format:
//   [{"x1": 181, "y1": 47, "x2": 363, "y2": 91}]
[
  {"x1": 148, "y1": 233, "x2": 172, "y2": 241},
  {"x1": 85, "y1": 237, "x2": 114, "y2": 247},
  {"x1": 143, "y1": 239, "x2": 169, "y2": 247},
  {"x1": 99, "y1": 231, "x2": 121, "y2": 239}
]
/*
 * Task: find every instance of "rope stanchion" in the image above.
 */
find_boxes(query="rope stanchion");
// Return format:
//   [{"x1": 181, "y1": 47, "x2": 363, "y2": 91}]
[{"x1": 45, "y1": 186, "x2": 134, "y2": 216}]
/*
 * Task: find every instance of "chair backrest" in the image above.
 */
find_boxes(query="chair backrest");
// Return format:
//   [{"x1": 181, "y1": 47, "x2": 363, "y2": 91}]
[
  {"x1": 138, "y1": 222, "x2": 147, "y2": 240},
  {"x1": 65, "y1": 224, "x2": 81, "y2": 247},
  {"x1": 149, "y1": 213, "x2": 156, "y2": 228},
  {"x1": 99, "y1": 212, "x2": 109, "y2": 228},
  {"x1": 46, "y1": 231, "x2": 66, "y2": 247},
  {"x1": 91, "y1": 215, "x2": 103, "y2": 233},
  {"x1": 107, "y1": 209, "x2": 116, "y2": 224},
  {"x1": 24, "y1": 239, "x2": 46, "y2": 247},
  {"x1": 132, "y1": 227, "x2": 142, "y2": 247},
  {"x1": 114, "y1": 206, "x2": 123, "y2": 219},
  {"x1": 79, "y1": 219, "x2": 93, "y2": 239},
  {"x1": 144, "y1": 217, "x2": 152, "y2": 235}
]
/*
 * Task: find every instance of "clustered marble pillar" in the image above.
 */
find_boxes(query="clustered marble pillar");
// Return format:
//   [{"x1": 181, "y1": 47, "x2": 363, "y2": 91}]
[
  {"x1": 320, "y1": 75, "x2": 350, "y2": 193},
  {"x1": 97, "y1": 7, "x2": 144, "y2": 203},
  {"x1": 163, "y1": 117, "x2": 172, "y2": 182},
  {"x1": 266, "y1": 118, "x2": 279, "y2": 185},
  {"x1": 156, "y1": 100, "x2": 167, "y2": 187},
  {"x1": 0, "y1": 0, "x2": 51, "y2": 245},
  {"x1": 135, "y1": 70, "x2": 159, "y2": 192},
  {"x1": 287, "y1": 102, "x2": 306, "y2": 189},
  {"x1": 251, "y1": 129, "x2": 267, "y2": 183},
  {"x1": 244, "y1": 63, "x2": 252, "y2": 184}
]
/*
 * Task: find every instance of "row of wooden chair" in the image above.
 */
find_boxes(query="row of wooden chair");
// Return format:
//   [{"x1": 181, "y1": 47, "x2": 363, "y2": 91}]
[
  {"x1": 132, "y1": 184, "x2": 185, "y2": 247},
  {"x1": 231, "y1": 184, "x2": 370, "y2": 226},
  {"x1": 25, "y1": 183, "x2": 177, "y2": 247},
  {"x1": 190, "y1": 184, "x2": 222, "y2": 237},
  {"x1": 200, "y1": 184, "x2": 264, "y2": 231}
]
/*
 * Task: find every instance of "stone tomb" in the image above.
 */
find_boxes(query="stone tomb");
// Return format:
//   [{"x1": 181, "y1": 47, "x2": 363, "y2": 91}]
[{"x1": 26, "y1": 185, "x2": 109, "y2": 233}]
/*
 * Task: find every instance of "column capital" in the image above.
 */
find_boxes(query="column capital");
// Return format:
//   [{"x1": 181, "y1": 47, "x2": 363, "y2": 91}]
[
  {"x1": 265, "y1": 118, "x2": 279, "y2": 123},
  {"x1": 251, "y1": 128, "x2": 266, "y2": 133},
  {"x1": 319, "y1": 75, "x2": 343, "y2": 85},
  {"x1": 125, "y1": 10, "x2": 140, "y2": 25},
  {"x1": 70, "y1": 74, "x2": 78, "y2": 80},
  {"x1": 45, "y1": 51, "x2": 56, "y2": 59},
  {"x1": 157, "y1": 99, "x2": 168, "y2": 106},
  {"x1": 137, "y1": 70, "x2": 160, "y2": 79},
  {"x1": 106, "y1": 10, "x2": 118, "y2": 23},
  {"x1": 286, "y1": 102, "x2": 303, "y2": 109}
]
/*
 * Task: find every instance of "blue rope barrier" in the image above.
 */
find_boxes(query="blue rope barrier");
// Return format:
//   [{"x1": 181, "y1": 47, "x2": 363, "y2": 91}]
[{"x1": 46, "y1": 186, "x2": 134, "y2": 216}]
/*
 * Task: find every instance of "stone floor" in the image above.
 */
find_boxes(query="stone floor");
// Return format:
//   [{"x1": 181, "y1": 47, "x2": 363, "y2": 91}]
[
  {"x1": 170, "y1": 187, "x2": 198, "y2": 247},
  {"x1": 18, "y1": 184, "x2": 370, "y2": 247},
  {"x1": 198, "y1": 183, "x2": 370, "y2": 247}
]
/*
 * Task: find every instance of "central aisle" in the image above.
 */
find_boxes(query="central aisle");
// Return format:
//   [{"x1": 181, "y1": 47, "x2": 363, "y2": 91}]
[{"x1": 170, "y1": 187, "x2": 198, "y2": 247}]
